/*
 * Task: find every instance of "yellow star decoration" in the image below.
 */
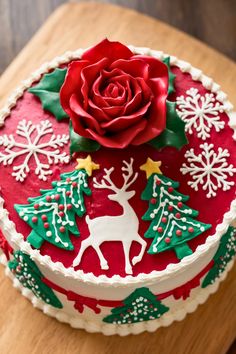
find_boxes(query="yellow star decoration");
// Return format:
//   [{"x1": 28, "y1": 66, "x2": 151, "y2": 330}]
[
  {"x1": 75, "y1": 155, "x2": 100, "y2": 176},
  {"x1": 140, "y1": 158, "x2": 162, "y2": 179}
]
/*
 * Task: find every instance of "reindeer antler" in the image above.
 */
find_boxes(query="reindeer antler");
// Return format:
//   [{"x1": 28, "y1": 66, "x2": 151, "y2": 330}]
[
  {"x1": 93, "y1": 167, "x2": 119, "y2": 191},
  {"x1": 93, "y1": 158, "x2": 138, "y2": 192},
  {"x1": 121, "y1": 158, "x2": 138, "y2": 191}
]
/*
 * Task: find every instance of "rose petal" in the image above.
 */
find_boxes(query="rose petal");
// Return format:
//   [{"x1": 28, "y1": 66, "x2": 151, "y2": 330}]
[
  {"x1": 91, "y1": 74, "x2": 109, "y2": 108},
  {"x1": 81, "y1": 58, "x2": 109, "y2": 109},
  {"x1": 102, "y1": 105, "x2": 125, "y2": 117},
  {"x1": 129, "y1": 56, "x2": 169, "y2": 145},
  {"x1": 69, "y1": 94, "x2": 105, "y2": 134},
  {"x1": 123, "y1": 78, "x2": 142, "y2": 115},
  {"x1": 131, "y1": 77, "x2": 168, "y2": 145},
  {"x1": 134, "y1": 55, "x2": 169, "y2": 83},
  {"x1": 82, "y1": 38, "x2": 133, "y2": 64},
  {"x1": 137, "y1": 77, "x2": 153, "y2": 102},
  {"x1": 102, "y1": 82, "x2": 126, "y2": 105},
  {"x1": 110, "y1": 58, "x2": 150, "y2": 80},
  {"x1": 85, "y1": 119, "x2": 147, "y2": 148},
  {"x1": 87, "y1": 98, "x2": 111, "y2": 121},
  {"x1": 101, "y1": 101, "x2": 151, "y2": 132},
  {"x1": 91, "y1": 68, "x2": 125, "y2": 108},
  {"x1": 104, "y1": 83, "x2": 119, "y2": 97},
  {"x1": 60, "y1": 60, "x2": 89, "y2": 115}
]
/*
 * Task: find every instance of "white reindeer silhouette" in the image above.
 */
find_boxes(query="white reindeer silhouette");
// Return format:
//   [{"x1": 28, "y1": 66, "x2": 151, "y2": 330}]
[{"x1": 73, "y1": 158, "x2": 146, "y2": 274}]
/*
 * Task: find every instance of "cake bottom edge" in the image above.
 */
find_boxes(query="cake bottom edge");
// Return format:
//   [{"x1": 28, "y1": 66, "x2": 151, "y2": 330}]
[{"x1": 0, "y1": 254, "x2": 234, "y2": 336}]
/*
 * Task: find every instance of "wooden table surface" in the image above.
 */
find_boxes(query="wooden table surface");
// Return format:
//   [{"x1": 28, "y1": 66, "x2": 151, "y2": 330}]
[
  {"x1": 0, "y1": 0, "x2": 236, "y2": 75},
  {"x1": 0, "y1": 3, "x2": 236, "y2": 354}
]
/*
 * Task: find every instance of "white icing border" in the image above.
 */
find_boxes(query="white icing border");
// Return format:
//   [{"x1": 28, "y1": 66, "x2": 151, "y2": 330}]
[
  {"x1": 1, "y1": 253, "x2": 234, "y2": 335},
  {"x1": 0, "y1": 46, "x2": 235, "y2": 286}
]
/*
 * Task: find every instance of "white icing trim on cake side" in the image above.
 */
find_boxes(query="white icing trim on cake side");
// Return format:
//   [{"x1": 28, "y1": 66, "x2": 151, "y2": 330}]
[
  {"x1": 1, "y1": 253, "x2": 234, "y2": 336},
  {"x1": 0, "y1": 46, "x2": 236, "y2": 286}
]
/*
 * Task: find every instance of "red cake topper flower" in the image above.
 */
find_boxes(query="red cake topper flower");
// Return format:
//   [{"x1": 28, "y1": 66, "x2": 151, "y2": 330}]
[{"x1": 60, "y1": 39, "x2": 169, "y2": 149}]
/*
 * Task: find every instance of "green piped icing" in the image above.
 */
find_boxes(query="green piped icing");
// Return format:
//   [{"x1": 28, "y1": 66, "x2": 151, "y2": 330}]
[
  {"x1": 103, "y1": 287, "x2": 169, "y2": 324},
  {"x1": 8, "y1": 251, "x2": 63, "y2": 308},
  {"x1": 202, "y1": 226, "x2": 236, "y2": 288}
]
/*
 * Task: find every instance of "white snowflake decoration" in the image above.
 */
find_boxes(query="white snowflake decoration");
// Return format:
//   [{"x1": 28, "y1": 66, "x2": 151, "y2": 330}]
[
  {"x1": 0, "y1": 119, "x2": 69, "y2": 182},
  {"x1": 180, "y1": 143, "x2": 236, "y2": 198},
  {"x1": 176, "y1": 88, "x2": 225, "y2": 140}
]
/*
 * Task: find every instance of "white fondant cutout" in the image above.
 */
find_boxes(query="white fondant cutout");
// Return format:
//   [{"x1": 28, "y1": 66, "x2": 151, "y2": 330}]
[
  {"x1": 73, "y1": 158, "x2": 147, "y2": 274},
  {"x1": 0, "y1": 119, "x2": 69, "y2": 182},
  {"x1": 181, "y1": 143, "x2": 236, "y2": 198},
  {"x1": 176, "y1": 88, "x2": 225, "y2": 140}
]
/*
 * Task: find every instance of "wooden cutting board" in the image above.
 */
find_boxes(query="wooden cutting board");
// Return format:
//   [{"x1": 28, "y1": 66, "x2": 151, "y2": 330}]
[{"x1": 0, "y1": 3, "x2": 235, "y2": 354}]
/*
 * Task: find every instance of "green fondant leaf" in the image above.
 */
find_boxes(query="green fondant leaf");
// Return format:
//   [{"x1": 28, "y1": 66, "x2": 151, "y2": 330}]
[
  {"x1": 148, "y1": 100, "x2": 188, "y2": 150},
  {"x1": 28, "y1": 68, "x2": 69, "y2": 121},
  {"x1": 69, "y1": 121, "x2": 101, "y2": 155},
  {"x1": 163, "y1": 57, "x2": 176, "y2": 95}
]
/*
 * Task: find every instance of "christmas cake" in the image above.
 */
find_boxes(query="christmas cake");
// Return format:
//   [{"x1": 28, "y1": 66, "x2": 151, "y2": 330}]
[{"x1": 0, "y1": 39, "x2": 236, "y2": 335}]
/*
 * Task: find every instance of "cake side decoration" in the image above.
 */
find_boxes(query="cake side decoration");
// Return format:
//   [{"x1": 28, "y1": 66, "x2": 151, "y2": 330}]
[
  {"x1": 15, "y1": 161, "x2": 92, "y2": 250},
  {"x1": 141, "y1": 159, "x2": 211, "y2": 259},
  {"x1": 8, "y1": 250, "x2": 63, "y2": 309},
  {"x1": 202, "y1": 226, "x2": 236, "y2": 287},
  {"x1": 103, "y1": 287, "x2": 169, "y2": 325},
  {"x1": 42, "y1": 262, "x2": 212, "y2": 315}
]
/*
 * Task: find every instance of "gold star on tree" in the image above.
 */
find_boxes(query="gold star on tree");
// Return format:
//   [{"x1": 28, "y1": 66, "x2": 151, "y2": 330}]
[
  {"x1": 140, "y1": 158, "x2": 162, "y2": 179},
  {"x1": 75, "y1": 155, "x2": 100, "y2": 176}
]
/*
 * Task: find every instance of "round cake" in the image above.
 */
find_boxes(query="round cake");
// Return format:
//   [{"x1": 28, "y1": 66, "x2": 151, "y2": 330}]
[{"x1": 0, "y1": 39, "x2": 236, "y2": 335}]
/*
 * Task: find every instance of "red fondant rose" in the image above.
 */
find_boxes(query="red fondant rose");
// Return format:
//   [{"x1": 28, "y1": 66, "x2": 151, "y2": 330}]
[{"x1": 60, "y1": 39, "x2": 169, "y2": 148}]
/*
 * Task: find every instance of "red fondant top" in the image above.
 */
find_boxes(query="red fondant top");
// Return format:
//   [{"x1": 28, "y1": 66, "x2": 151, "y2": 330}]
[{"x1": 0, "y1": 65, "x2": 235, "y2": 278}]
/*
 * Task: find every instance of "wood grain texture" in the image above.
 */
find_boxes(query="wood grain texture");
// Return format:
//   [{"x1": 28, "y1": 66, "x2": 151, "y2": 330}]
[
  {"x1": 0, "y1": 0, "x2": 236, "y2": 74},
  {"x1": 0, "y1": 3, "x2": 236, "y2": 353}
]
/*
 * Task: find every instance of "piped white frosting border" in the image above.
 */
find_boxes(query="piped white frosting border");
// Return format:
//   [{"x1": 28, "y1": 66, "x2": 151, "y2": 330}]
[
  {"x1": 1, "y1": 253, "x2": 234, "y2": 336},
  {"x1": 0, "y1": 46, "x2": 235, "y2": 286}
]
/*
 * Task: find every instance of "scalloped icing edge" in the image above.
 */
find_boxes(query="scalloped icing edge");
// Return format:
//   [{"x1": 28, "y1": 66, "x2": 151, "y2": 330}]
[
  {"x1": 0, "y1": 46, "x2": 235, "y2": 287},
  {"x1": 0, "y1": 253, "x2": 234, "y2": 336}
]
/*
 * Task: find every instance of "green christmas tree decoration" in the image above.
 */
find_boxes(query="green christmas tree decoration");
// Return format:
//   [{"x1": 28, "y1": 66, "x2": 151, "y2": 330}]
[
  {"x1": 28, "y1": 68, "x2": 69, "y2": 121},
  {"x1": 202, "y1": 226, "x2": 236, "y2": 288},
  {"x1": 8, "y1": 251, "x2": 62, "y2": 308},
  {"x1": 15, "y1": 168, "x2": 91, "y2": 250},
  {"x1": 103, "y1": 287, "x2": 169, "y2": 324},
  {"x1": 163, "y1": 56, "x2": 176, "y2": 95},
  {"x1": 141, "y1": 161, "x2": 211, "y2": 259}
]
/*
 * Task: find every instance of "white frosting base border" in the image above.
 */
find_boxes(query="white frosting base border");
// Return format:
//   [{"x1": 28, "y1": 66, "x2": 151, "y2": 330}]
[
  {"x1": 0, "y1": 46, "x2": 236, "y2": 287},
  {"x1": 1, "y1": 253, "x2": 234, "y2": 336}
]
